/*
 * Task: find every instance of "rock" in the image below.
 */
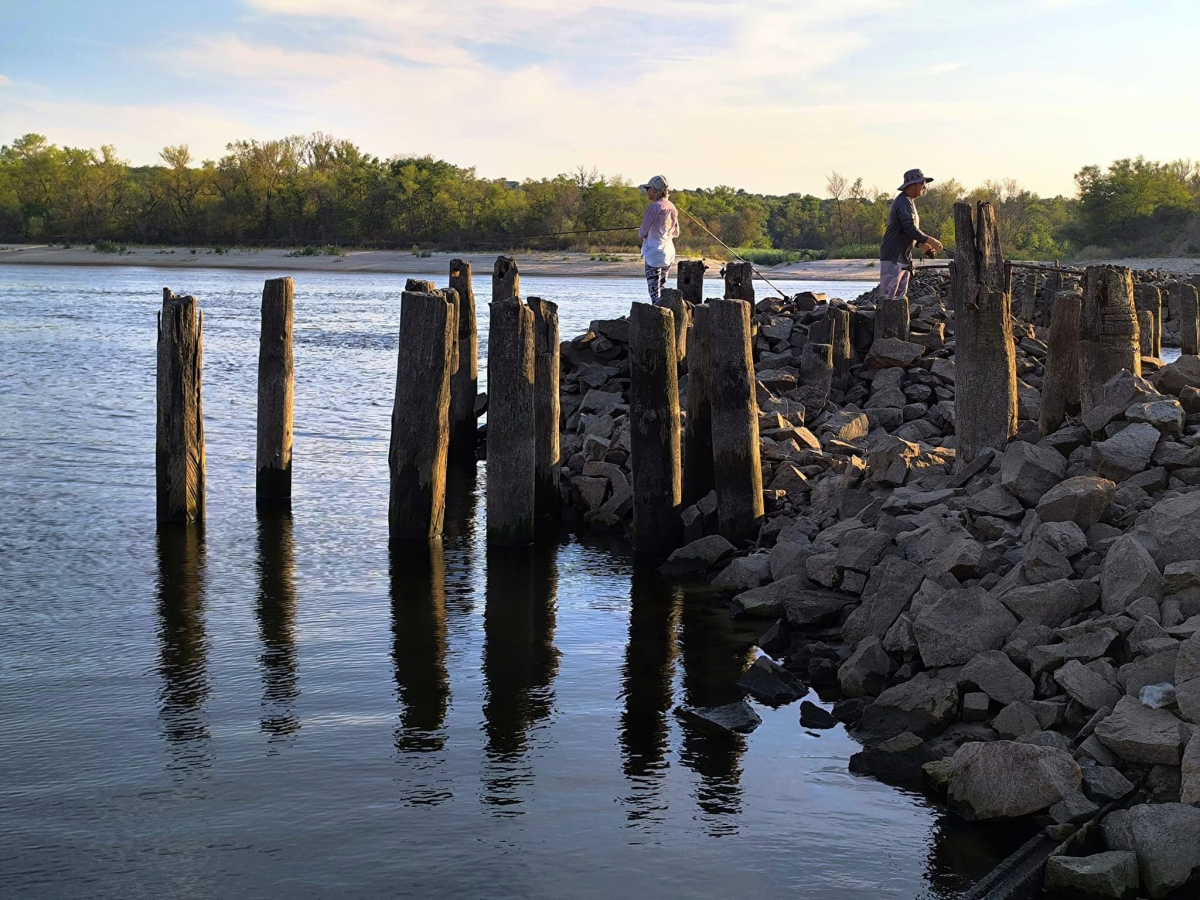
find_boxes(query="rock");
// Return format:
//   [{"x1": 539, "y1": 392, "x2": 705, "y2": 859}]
[
  {"x1": 1044, "y1": 852, "x2": 1139, "y2": 900},
  {"x1": 1179, "y1": 634, "x2": 1200, "y2": 684},
  {"x1": 1082, "y1": 766, "x2": 1135, "y2": 802},
  {"x1": 1082, "y1": 369, "x2": 1158, "y2": 434},
  {"x1": 883, "y1": 612, "x2": 917, "y2": 656},
  {"x1": 960, "y1": 650, "x2": 1035, "y2": 705},
  {"x1": 840, "y1": 556, "x2": 925, "y2": 647},
  {"x1": 805, "y1": 551, "x2": 839, "y2": 588},
  {"x1": 769, "y1": 540, "x2": 812, "y2": 581},
  {"x1": 1000, "y1": 578, "x2": 1090, "y2": 628},
  {"x1": 1118, "y1": 646, "x2": 1179, "y2": 697},
  {"x1": 676, "y1": 700, "x2": 762, "y2": 734},
  {"x1": 1183, "y1": 731, "x2": 1200, "y2": 805},
  {"x1": 856, "y1": 673, "x2": 959, "y2": 745},
  {"x1": 961, "y1": 484, "x2": 1025, "y2": 519},
  {"x1": 1095, "y1": 695, "x2": 1184, "y2": 764},
  {"x1": 1055, "y1": 660, "x2": 1122, "y2": 711},
  {"x1": 993, "y1": 701, "x2": 1042, "y2": 740},
  {"x1": 1157, "y1": 353, "x2": 1200, "y2": 396},
  {"x1": 712, "y1": 555, "x2": 773, "y2": 592},
  {"x1": 962, "y1": 692, "x2": 990, "y2": 721},
  {"x1": 799, "y1": 700, "x2": 837, "y2": 729},
  {"x1": 1127, "y1": 396, "x2": 1185, "y2": 435},
  {"x1": 1001, "y1": 441, "x2": 1067, "y2": 506},
  {"x1": 913, "y1": 587, "x2": 1018, "y2": 668},
  {"x1": 1180, "y1": 679, "x2": 1200, "y2": 725},
  {"x1": 1103, "y1": 803, "x2": 1200, "y2": 897},
  {"x1": 1035, "y1": 476, "x2": 1117, "y2": 528},
  {"x1": 834, "y1": 529, "x2": 892, "y2": 574},
  {"x1": 1022, "y1": 535, "x2": 1074, "y2": 584},
  {"x1": 731, "y1": 574, "x2": 813, "y2": 618},
  {"x1": 866, "y1": 338, "x2": 924, "y2": 369},
  {"x1": 659, "y1": 535, "x2": 735, "y2": 577},
  {"x1": 737, "y1": 656, "x2": 807, "y2": 705},
  {"x1": 946, "y1": 740, "x2": 1081, "y2": 820},
  {"x1": 928, "y1": 538, "x2": 995, "y2": 581},
  {"x1": 849, "y1": 731, "x2": 938, "y2": 781},
  {"x1": 783, "y1": 588, "x2": 856, "y2": 627},
  {"x1": 1142, "y1": 492, "x2": 1200, "y2": 569},
  {"x1": 1049, "y1": 790, "x2": 1100, "y2": 824},
  {"x1": 1093, "y1": 423, "x2": 1161, "y2": 482},
  {"x1": 572, "y1": 475, "x2": 608, "y2": 510},
  {"x1": 1101, "y1": 534, "x2": 1162, "y2": 614},
  {"x1": 838, "y1": 637, "x2": 895, "y2": 698}
]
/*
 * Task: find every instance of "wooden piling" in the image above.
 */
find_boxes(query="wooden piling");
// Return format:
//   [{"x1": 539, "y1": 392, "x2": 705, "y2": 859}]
[
  {"x1": 951, "y1": 201, "x2": 1018, "y2": 469},
  {"x1": 1018, "y1": 275, "x2": 1037, "y2": 323},
  {"x1": 1038, "y1": 290, "x2": 1082, "y2": 438},
  {"x1": 723, "y1": 262, "x2": 754, "y2": 302},
  {"x1": 256, "y1": 277, "x2": 294, "y2": 508},
  {"x1": 677, "y1": 260, "x2": 706, "y2": 306},
  {"x1": 682, "y1": 304, "x2": 714, "y2": 507},
  {"x1": 799, "y1": 342, "x2": 834, "y2": 401},
  {"x1": 388, "y1": 291, "x2": 456, "y2": 539},
  {"x1": 810, "y1": 306, "x2": 852, "y2": 387},
  {"x1": 629, "y1": 303, "x2": 683, "y2": 554},
  {"x1": 405, "y1": 278, "x2": 437, "y2": 293},
  {"x1": 156, "y1": 289, "x2": 205, "y2": 523},
  {"x1": 1179, "y1": 283, "x2": 1200, "y2": 355},
  {"x1": 1135, "y1": 283, "x2": 1162, "y2": 358},
  {"x1": 1137, "y1": 311, "x2": 1155, "y2": 359},
  {"x1": 448, "y1": 259, "x2": 479, "y2": 463},
  {"x1": 875, "y1": 293, "x2": 909, "y2": 342},
  {"x1": 528, "y1": 297, "x2": 561, "y2": 521},
  {"x1": 1079, "y1": 265, "x2": 1141, "y2": 414},
  {"x1": 658, "y1": 287, "x2": 689, "y2": 365},
  {"x1": 487, "y1": 298, "x2": 536, "y2": 545},
  {"x1": 493, "y1": 256, "x2": 520, "y2": 303},
  {"x1": 708, "y1": 299, "x2": 764, "y2": 544}
]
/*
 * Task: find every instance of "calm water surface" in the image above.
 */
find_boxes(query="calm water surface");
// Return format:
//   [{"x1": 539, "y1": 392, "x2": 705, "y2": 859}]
[{"x1": 0, "y1": 265, "x2": 1014, "y2": 899}]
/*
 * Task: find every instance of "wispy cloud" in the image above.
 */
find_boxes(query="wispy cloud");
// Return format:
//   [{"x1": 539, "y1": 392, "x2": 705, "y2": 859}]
[{"x1": 0, "y1": 75, "x2": 12, "y2": 88}]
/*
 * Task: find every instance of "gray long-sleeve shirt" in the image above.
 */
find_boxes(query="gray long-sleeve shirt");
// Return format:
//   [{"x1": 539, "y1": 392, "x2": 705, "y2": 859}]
[{"x1": 879, "y1": 193, "x2": 931, "y2": 264}]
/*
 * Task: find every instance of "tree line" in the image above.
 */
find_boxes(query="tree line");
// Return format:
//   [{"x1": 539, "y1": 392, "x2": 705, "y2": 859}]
[{"x1": 1, "y1": 132, "x2": 1198, "y2": 260}]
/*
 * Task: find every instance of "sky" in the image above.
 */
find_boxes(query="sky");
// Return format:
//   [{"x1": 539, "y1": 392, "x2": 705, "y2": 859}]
[{"x1": 2, "y1": 0, "x2": 1198, "y2": 197}]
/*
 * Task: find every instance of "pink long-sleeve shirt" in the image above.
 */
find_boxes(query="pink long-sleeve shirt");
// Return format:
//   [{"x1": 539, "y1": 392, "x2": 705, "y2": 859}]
[{"x1": 638, "y1": 198, "x2": 680, "y2": 268}]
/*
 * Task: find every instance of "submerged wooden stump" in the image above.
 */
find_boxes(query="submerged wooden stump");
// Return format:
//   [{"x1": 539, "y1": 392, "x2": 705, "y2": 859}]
[
  {"x1": 1039, "y1": 290, "x2": 1082, "y2": 437},
  {"x1": 1080, "y1": 265, "x2": 1141, "y2": 414},
  {"x1": 723, "y1": 262, "x2": 754, "y2": 302},
  {"x1": 493, "y1": 256, "x2": 520, "y2": 303},
  {"x1": 1135, "y1": 283, "x2": 1162, "y2": 358},
  {"x1": 448, "y1": 259, "x2": 479, "y2": 463},
  {"x1": 629, "y1": 303, "x2": 682, "y2": 554},
  {"x1": 677, "y1": 260, "x2": 706, "y2": 306},
  {"x1": 389, "y1": 291, "x2": 456, "y2": 539},
  {"x1": 708, "y1": 299, "x2": 764, "y2": 543},
  {"x1": 1179, "y1": 283, "x2": 1200, "y2": 356},
  {"x1": 256, "y1": 277, "x2": 294, "y2": 508},
  {"x1": 952, "y1": 201, "x2": 1017, "y2": 469},
  {"x1": 487, "y1": 299, "x2": 536, "y2": 545},
  {"x1": 157, "y1": 289, "x2": 205, "y2": 523},
  {"x1": 683, "y1": 303, "x2": 714, "y2": 507},
  {"x1": 528, "y1": 297, "x2": 561, "y2": 521}
]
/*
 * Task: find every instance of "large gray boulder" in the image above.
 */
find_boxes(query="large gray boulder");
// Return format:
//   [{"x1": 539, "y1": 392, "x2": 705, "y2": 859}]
[
  {"x1": 783, "y1": 589, "x2": 857, "y2": 627},
  {"x1": 1118, "y1": 645, "x2": 1180, "y2": 697},
  {"x1": 1035, "y1": 476, "x2": 1116, "y2": 528},
  {"x1": 837, "y1": 636, "x2": 895, "y2": 698},
  {"x1": 856, "y1": 673, "x2": 958, "y2": 745},
  {"x1": 999, "y1": 578, "x2": 1092, "y2": 628},
  {"x1": 1101, "y1": 534, "x2": 1162, "y2": 614},
  {"x1": 960, "y1": 650, "x2": 1035, "y2": 704},
  {"x1": 1094, "y1": 695, "x2": 1185, "y2": 764},
  {"x1": 730, "y1": 574, "x2": 820, "y2": 618},
  {"x1": 840, "y1": 556, "x2": 925, "y2": 647},
  {"x1": 1044, "y1": 852, "x2": 1139, "y2": 900},
  {"x1": 1054, "y1": 659, "x2": 1121, "y2": 711},
  {"x1": 913, "y1": 587, "x2": 1018, "y2": 667},
  {"x1": 1157, "y1": 353, "x2": 1200, "y2": 396},
  {"x1": 946, "y1": 740, "x2": 1081, "y2": 819},
  {"x1": 1083, "y1": 370, "x2": 1159, "y2": 434},
  {"x1": 659, "y1": 534, "x2": 735, "y2": 577},
  {"x1": 711, "y1": 554, "x2": 772, "y2": 592},
  {"x1": 1103, "y1": 803, "x2": 1200, "y2": 897},
  {"x1": 1093, "y1": 423, "x2": 1160, "y2": 481},
  {"x1": 1001, "y1": 441, "x2": 1067, "y2": 506},
  {"x1": 1140, "y1": 492, "x2": 1200, "y2": 568}
]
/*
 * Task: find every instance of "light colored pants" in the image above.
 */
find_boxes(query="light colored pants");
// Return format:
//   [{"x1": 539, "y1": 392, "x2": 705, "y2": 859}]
[{"x1": 878, "y1": 260, "x2": 912, "y2": 299}]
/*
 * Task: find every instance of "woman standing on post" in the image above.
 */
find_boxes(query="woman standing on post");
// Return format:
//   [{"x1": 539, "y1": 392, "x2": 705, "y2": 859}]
[{"x1": 637, "y1": 175, "x2": 680, "y2": 305}]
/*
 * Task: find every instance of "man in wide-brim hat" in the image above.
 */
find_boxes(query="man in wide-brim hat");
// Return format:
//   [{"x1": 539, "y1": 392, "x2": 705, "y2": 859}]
[{"x1": 878, "y1": 168, "x2": 943, "y2": 302}]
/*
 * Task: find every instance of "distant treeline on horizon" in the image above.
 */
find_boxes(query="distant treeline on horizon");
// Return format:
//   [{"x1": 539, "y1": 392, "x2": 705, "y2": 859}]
[{"x1": 2, "y1": 132, "x2": 1199, "y2": 262}]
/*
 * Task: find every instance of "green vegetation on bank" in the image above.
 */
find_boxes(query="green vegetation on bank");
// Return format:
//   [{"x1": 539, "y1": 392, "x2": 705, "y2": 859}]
[{"x1": 1, "y1": 133, "x2": 1198, "y2": 261}]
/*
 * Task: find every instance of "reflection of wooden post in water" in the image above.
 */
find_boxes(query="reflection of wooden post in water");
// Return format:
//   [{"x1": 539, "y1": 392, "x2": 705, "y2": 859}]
[
  {"x1": 487, "y1": 299, "x2": 536, "y2": 545},
  {"x1": 528, "y1": 297, "x2": 561, "y2": 521},
  {"x1": 619, "y1": 574, "x2": 680, "y2": 824},
  {"x1": 677, "y1": 259, "x2": 705, "y2": 306},
  {"x1": 389, "y1": 290, "x2": 456, "y2": 539},
  {"x1": 255, "y1": 513, "x2": 299, "y2": 740},
  {"x1": 448, "y1": 259, "x2": 479, "y2": 463},
  {"x1": 156, "y1": 289, "x2": 205, "y2": 523},
  {"x1": 155, "y1": 525, "x2": 211, "y2": 769},
  {"x1": 683, "y1": 303, "x2": 715, "y2": 506},
  {"x1": 481, "y1": 546, "x2": 559, "y2": 810},
  {"x1": 629, "y1": 303, "x2": 683, "y2": 553},
  {"x1": 390, "y1": 540, "x2": 450, "y2": 757},
  {"x1": 256, "y1": 277, "x2": 294, "y2": 509}
]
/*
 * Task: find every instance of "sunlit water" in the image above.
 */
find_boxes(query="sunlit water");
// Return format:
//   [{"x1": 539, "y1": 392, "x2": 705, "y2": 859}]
[{"x1": 0, "y1": 265, "x2": 1018, "y2": 899}]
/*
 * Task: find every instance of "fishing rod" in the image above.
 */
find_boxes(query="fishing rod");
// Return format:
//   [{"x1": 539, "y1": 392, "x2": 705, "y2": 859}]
[{"x1": 677, "y1": 207, "x2": 789, "y2": 299}]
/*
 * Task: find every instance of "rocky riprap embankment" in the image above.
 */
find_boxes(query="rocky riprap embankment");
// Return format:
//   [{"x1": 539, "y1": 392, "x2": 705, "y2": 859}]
[{"x1": 555, "y1": 267, "x2": 1200, "y2": 898}]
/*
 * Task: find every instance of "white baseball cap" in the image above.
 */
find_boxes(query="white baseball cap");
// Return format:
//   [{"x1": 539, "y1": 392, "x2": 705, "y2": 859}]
[{"x1": 639, "y1": 175, "x2": 669, "y2": 192}]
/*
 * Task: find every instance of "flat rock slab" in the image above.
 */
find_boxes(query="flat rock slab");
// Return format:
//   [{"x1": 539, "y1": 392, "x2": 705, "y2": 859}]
[
  {"x1": 913, "y1": 586, "x2": 1017, "y2": 667},
  {"x1": 676, "y1": 700, "x2": 762, "y2": 735},
  {"x1": 856, "y1": 673, "x2": 958, "y2": 745},
  {"x1": 1094, "y1": 695, "x2": 1184, "y2": 765},
  {"x1": 1044, "y1": 851, "x2": 1139, "y2": 899},
  {"x1": 659, "y1": 534, "x2": 735, "y2": 577},
  {"x1": 960, "y1": 650, "x2": 1035, "y2": 705}
]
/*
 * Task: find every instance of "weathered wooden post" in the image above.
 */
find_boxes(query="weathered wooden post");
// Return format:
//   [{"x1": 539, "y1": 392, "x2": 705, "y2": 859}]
[
  {"x1": 723, "y1": 262, "x2": 754, "y2": 302},
  {"x1": 448, "y1": 259, "x2": 479, "y2": 462},
  {"x1": 1079, "y1": 265, "x2": 1141, "y2": 414},
  {"x1": 256, "y1": 277, "x2": 294, "y2": 508},
  {"x1": 1179, "y1": 283, "x2": 1200, "y2": 355},
  {"x1": 810, "y1": 305, "x2": 852, "y2": 387},
  {"x1": 629, "y1": 303, "x2": 683, "y2": 553},
  {"x1": 875, "y1": 292, "x2": 909, "y2": 342},
  {"x1": 683, "y1": 303, "x2": 714, "y2": 506},
  {"x1": 389, "y1": 290, "x2": 456, "y2": 540},
  {"x1": 1135, "y1": 283, "x2": 1162, "y2": 358},
  {"x1": 1018, "y1": 274, "x2": 1037, "y2": 322},
  {"x1": 528, "y1": 297, "x2": 561, "y2": 521},
  {"x1": 493, "y1": 256, "x2": 520, "y2": 303},
  {"x1": 708, "y1": 299, "x2": 764, "y2": 543},
  {"x1": 658, "y1": 287, "x2": 689, "y2": 365},
  {"x1": 677, "y1": 260, "x2": 706, "y2": 306},
  {"x1": 1038, "y1": 290, "x2": 1082, "y2": 437},
  {"x1": 1137, "y1": 311, "x2": 1155, "y2": 358},
  {"x1": 799, "y1": 342, "x2": 834, "y2": 401},
  {"x1": 1169, "y1": 280, "x2": 1183, "y2": 323},
  {"x1": 406, "y1": 278, "x2": 437, "y2": 292},
  {"x1": 487, "y1": 298, "x2": 536, "y2": 545},
  {"x1": 952, "y1": 201, "x2": 1017, "y2": 469},
  {"x1": 157, "y1": 289, "x2": 205, "y2": 523}
]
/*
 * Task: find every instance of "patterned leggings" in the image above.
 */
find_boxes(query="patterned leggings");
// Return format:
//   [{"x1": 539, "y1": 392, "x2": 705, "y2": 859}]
[{"x1": 645, "y1": 264, "x2": 669, "y2": 304}]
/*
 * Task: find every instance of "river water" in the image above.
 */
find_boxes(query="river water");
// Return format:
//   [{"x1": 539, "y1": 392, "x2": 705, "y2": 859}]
[{"x1": 0, "y1": 265, "x2": 1019, "y2": 899}]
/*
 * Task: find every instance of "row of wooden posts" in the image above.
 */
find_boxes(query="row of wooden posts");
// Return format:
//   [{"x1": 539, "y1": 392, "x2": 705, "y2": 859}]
[{"x1": 154, "y1": 257, "x2": 772, "y2": 555}]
